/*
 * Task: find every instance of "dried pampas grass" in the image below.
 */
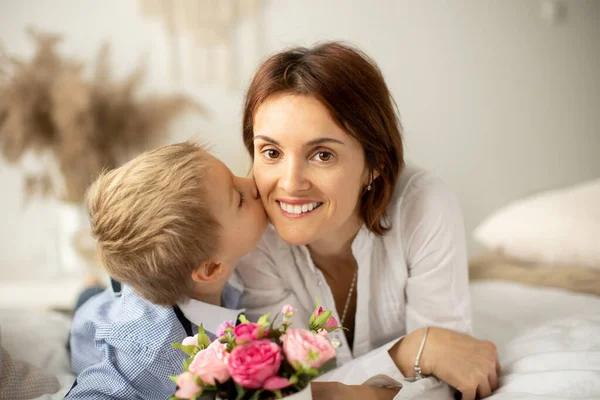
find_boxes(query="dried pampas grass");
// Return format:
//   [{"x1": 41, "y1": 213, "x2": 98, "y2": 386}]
[{"x1": 0, "y1": 28, "x2": 202, "y2": 203}]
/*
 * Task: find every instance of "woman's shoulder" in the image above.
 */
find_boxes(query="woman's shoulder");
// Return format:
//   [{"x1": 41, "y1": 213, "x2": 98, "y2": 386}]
[{"x1": 388, "y1": 164, "x2": 461, "y2": 225}]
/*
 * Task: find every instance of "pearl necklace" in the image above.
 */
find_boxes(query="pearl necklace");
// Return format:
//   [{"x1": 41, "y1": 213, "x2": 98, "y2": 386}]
[{"x1": 340, "y1": 268, "x2": 358, "y2": 327}]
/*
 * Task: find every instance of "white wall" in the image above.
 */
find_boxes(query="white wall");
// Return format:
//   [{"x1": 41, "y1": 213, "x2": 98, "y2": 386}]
[{"x1": 1, "y1": 0, "x2": 599, "y2": 280}]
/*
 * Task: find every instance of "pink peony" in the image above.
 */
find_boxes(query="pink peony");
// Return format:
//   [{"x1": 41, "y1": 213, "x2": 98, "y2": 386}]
[
  {"x1": 188, "y1": 340, "x2": 230, "y2": 385},
  {"x1": 281, "y1": 329, "x2": 336, "y2": 370},
  {"x1": 226, "y1": 340, "x2": 282, "y2": 389},
  {"x1": 216, "y1": 320, "x2": 234, "y2": 338},
  {"x1": 233, "y1": 322, "x2": 267, "y2": 344},
  {"x1": 174, "y1": 372, "x2": 202, "y2": 399},
  {"x1": 314, "y1": 306, "x2": 339, "y2": 329},
  {"x1": 263, "y1": 376, "x2": 293, "y2": 391}
]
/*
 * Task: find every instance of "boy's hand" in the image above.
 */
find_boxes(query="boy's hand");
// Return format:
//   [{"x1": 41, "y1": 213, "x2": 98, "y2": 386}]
[{"x1": 312, "y1": 382, "x2": 400, "y2": 400}]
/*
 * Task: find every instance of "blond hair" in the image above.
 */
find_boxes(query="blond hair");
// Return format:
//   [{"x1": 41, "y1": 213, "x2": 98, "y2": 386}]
[{"x1": 86, "y1": 141, "x2": 219, "y2": 305}]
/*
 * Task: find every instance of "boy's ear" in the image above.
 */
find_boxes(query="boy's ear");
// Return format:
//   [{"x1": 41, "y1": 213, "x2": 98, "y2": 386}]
[{"x1": 191, "y1": 261, "x2": 225, "y2": 283}]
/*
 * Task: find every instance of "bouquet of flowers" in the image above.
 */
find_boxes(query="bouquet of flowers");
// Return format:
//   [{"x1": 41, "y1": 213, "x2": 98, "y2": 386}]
[{"x1": 170, "y1": 302, "x2": 343, "y2": 400}]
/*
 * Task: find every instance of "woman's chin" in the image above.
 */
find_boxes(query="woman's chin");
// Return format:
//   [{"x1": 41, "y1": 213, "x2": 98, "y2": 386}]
[{"x1": 275, "y1": 226, "x2": 317, "y2": 247}]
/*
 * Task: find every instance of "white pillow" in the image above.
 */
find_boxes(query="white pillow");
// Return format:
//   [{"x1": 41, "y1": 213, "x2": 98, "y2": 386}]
[{"x1": 473, "y1": 179, "x2": 600, "y2": 269}]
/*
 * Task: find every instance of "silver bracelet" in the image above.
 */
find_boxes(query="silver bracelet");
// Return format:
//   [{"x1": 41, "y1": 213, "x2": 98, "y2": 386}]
[{"x1": 413, "y1": 326, "x2": 429, "y2": 380}]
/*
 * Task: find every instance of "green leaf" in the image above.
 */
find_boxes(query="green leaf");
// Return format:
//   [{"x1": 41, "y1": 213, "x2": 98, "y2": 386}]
[
  {"x1": 182, "y1": 357, "x2": 192, "y2": 371},
  {"x1": 273, "y1": 389, "x2": 283, "y2": 398},
  {"x1": 169, "y1": 397, "x2": 179, "y2": 400},
  {"x1": 292, "y1": 361, "x2": 303, "y2": 372},
  {"x1": 172, "y1": 343, "x2": 200, "y2": 357},
  {"x1": 238, "y1": 314, "x2": 249, "y2": 324},
  {"x1": 257, "y1": 313, "x2": 271, "y2": 326},
  {"x1": 169, "y1": 375, "x2": 179, "y2": 384},
  {"x1": 234, "y1": 382, "x2": 246, "y2": 400},
  {"x1": 249, "y1": 389, "x2": 263, "y2": 400},
  {"x1": 289, "y1": 374, "x2": 299, "y2": 384},
  {"x1": 306, "y1": 368, "x2": 319, "y2": 375},
  {"x1": 258, "y1": 324, "x2": 266, "y2": 340},
  {"x1": 197, "y1": 324, "x2": 211, "y2": 349},
  {"x1": 313, "y1": 310, "x2": 332, "y2": 329}
]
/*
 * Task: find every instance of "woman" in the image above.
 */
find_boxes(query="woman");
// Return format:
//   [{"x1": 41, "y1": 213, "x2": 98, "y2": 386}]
[{"x1": 237, "y1": 42, "x2": 499, "y2": 400}]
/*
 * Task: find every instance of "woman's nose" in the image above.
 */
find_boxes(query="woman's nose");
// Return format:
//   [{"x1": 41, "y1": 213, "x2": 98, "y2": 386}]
[{"x1": 279, "y1": 160, "x2": 310, "y2": 194}]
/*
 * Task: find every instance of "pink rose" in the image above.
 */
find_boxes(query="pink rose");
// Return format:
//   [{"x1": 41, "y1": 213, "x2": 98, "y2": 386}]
[
  {"x1": 314, "y1": 306, "x2": 339, "y2": 329},
  {"x1": 263, "y1": 376, "x2": 292, "y2": 391},
  {"x1": 281, "y1": 329, "x2": 336, "y2": 370},
  {"x1": 317, "y1": 329, "x2": 328, "y2": 337},
  {"x1": 233, "y1": 322, "x2": 267, "y2": 344},
  {"x1": 227, "y1": 340, "x2": 282, "y2": 389},
  {"x1": 216, "y1": 320, "x2": 234, "y2": 337},
  {"x1": 174, "y1": 372, "x2": 202, "y2": 399},
  {"x1": 188, "y1": 340, "x2": 230, "y2": 385}
]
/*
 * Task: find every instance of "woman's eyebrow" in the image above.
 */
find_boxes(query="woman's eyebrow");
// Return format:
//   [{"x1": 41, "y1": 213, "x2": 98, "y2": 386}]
[
  {"x1": 253, "y1": 135, "x2": 279, "y2": 145},
  {"x1": 253, "y1": 135, "x2": 344, "y2": 146},
  {"x1": 305, "y1": 137, "x2": 345, "y2": 146}
]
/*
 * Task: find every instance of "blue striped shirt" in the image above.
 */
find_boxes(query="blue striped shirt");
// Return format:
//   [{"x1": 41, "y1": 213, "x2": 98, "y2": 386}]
[{"x1": 66, "y1": 284, "x2": 242, "y2": 399}]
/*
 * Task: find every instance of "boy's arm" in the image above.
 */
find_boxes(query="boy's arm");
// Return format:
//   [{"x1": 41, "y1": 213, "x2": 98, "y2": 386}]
[{"x1": 65, "y1": 340, "x2": 182, "y2": 400}]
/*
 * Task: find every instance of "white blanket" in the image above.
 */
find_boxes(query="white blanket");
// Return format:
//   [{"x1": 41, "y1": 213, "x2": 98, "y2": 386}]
[{"x1": 471, "y1": 281, "x2": 600, "y2": 400}]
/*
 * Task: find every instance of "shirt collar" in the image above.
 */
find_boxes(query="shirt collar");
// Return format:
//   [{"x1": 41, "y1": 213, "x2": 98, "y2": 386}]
[
  {"x1": 177, "y1": 284, "x2": 245, "y2": 335},
  {"x1": 301, "y1": 224, "x2": 372, "y2": 274}
]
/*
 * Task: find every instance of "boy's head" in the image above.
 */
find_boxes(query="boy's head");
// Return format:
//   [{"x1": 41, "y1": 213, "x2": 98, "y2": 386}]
[{"x1": 86, "y1": 141, "x2": 267, "y2": 305}]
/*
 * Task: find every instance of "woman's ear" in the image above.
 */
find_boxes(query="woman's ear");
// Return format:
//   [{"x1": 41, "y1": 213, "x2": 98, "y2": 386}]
[
  {"x1": 191, "y1": 261, "x2": 225, "y2": 283},
  {"x1": 367, "y1": 168, "x2": 381, "y2": 185}
]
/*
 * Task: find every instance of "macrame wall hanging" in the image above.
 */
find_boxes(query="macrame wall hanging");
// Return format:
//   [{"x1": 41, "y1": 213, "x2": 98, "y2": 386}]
[{"x1": 139, "y1": 0, "x2": 263, "y2": 89}]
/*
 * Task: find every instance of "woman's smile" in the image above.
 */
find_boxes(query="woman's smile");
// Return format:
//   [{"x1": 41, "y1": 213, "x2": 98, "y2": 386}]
[{"x1": 276, "y1": 199, "x2": 324, "y2": 218}]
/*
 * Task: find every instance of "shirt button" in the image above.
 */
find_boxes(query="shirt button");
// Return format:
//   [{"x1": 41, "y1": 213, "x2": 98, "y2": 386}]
[{"x1": 317, "y1": 280, "x2": 322, "y2": 286}]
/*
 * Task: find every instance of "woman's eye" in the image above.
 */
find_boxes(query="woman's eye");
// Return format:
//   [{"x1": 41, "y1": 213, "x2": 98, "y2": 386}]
[
  {"x1": 313, "y1": 151, "x2": 333, "y2": 162},
  {"x1": 263, "y1": 149, "x2": 281, "y2": 160}
]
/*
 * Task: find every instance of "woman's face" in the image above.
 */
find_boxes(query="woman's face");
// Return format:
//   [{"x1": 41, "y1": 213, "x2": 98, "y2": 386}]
[{"x1": 252, "y1": 94, "x2": 369, "y2": 246}]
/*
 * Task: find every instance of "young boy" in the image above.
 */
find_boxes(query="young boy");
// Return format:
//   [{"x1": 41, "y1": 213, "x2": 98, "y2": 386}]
[{"x1": 66, "y1": 141, "x2": 267, "y2": 399}]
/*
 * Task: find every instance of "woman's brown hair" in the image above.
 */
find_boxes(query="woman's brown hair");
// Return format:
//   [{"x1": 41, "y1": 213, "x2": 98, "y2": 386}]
[{"x1": 243, "y1": 42, "x2": 404, "y2": 235}]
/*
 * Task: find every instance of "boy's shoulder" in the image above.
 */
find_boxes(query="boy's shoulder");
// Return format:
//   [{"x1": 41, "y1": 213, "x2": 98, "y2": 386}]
[
  {"x1": 67, "y1": 286, "x2": 191, "y2": 399},
  {"x1": 72, "y1": 285, "x2": 188, "y2": 355}
]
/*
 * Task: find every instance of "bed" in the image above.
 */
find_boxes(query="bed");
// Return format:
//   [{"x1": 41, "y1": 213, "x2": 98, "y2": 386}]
[{"x1": 1, "y1": 280, "x2": 598, "y2": 399}]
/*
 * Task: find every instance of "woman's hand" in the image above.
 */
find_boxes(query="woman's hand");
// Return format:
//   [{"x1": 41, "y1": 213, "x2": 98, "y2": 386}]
[
  {"x1": 389, "y1": 327, "x2": 500, "y2": 400},
  {"x1": 312, "y1": 382, "x2": 400, "y2": 400}
]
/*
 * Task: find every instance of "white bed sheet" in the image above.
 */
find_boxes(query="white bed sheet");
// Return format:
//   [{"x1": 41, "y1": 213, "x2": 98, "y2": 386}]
[{"x1": 471, "y1": 281, "x2": 600, "y2": 400}]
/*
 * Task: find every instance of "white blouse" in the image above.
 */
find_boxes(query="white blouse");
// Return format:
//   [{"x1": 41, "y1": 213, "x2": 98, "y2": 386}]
[{"x1": 236, "y1": 165, "x2": 471, "y2": 398}]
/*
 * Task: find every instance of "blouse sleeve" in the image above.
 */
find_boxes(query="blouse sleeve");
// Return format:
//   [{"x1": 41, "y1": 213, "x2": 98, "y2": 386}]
[{"x1": 399, "y1": 172, "x2": 471, "y2": 334}]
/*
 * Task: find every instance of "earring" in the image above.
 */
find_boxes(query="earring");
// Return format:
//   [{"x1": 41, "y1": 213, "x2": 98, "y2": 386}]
[{"x1": 367, "y1": 184, "x2": 372, "y2": 191}]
